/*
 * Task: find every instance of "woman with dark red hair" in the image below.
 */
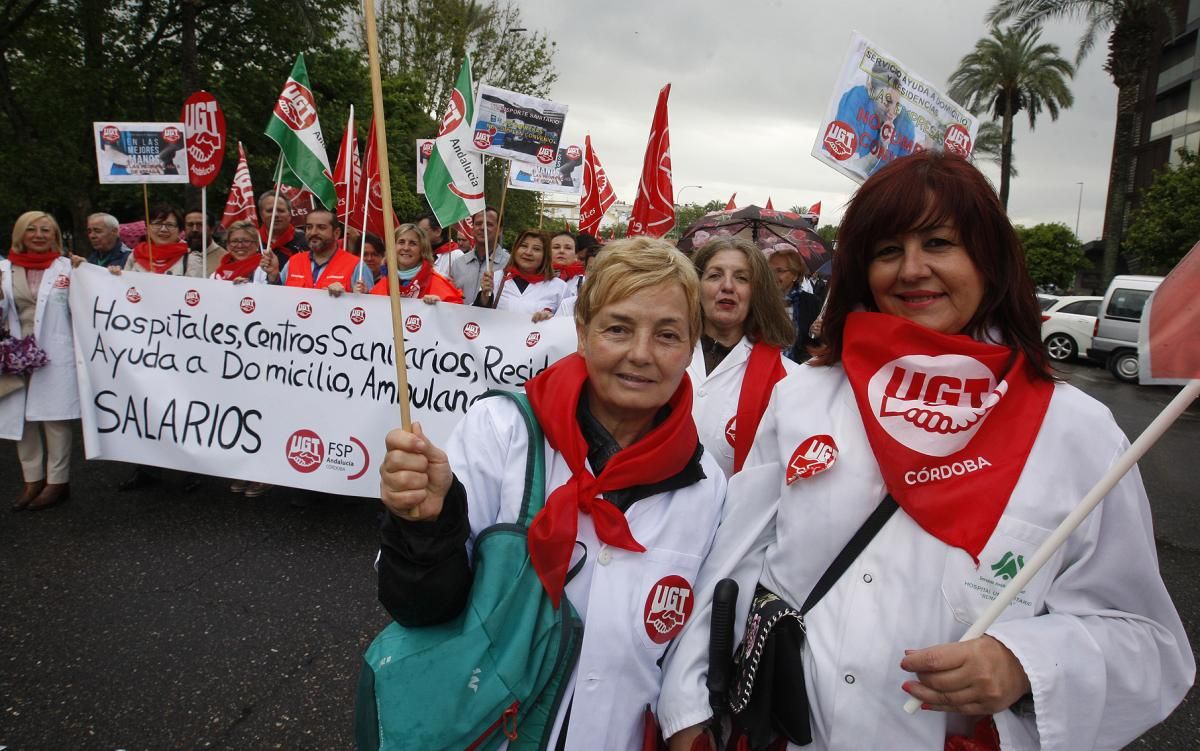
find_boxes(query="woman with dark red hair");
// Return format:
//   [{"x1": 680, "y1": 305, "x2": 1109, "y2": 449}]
[{"x1": 660, "y1": 153, "x2": 1192, "y2": 750}]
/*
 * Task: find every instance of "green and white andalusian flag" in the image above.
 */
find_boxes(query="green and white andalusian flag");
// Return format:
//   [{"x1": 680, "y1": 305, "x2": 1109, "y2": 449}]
[
  {"x1": 264, "y1": 54, "x2": 337, "y2": 210},
  {"x1": 423, "y1": 56, "x2": 486, "y2": 226}
]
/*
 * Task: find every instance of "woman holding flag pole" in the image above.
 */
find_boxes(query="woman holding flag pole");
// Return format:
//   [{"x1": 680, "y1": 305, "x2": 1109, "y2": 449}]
[{"x1": 659, "y1": 152, "x2": 1193, "y2": 750}]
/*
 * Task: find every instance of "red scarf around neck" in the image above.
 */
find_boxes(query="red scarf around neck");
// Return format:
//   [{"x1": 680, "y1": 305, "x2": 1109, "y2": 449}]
[
  {"x1": 213, "y1": 252, "x2": 262, "y2": 281},
  {"x1": 554, "y1": 262, "x2": 585, "y2": 282},
  {"x1": 259, "y1": 223, "x2": 296, "y2": 253},
  {"x1": 434, "y1": 239, "x2": 460, "y2": 256},
  {"x1": 505, "y1": 267, "x2": 546, "y2": 284},
  {"x1": 8, "y1": 249, "x2": 59, "y2": 270},
  {"x1": 525, "y1": 353, "x2": 699, "y2": 607},
  {"x1": 733, "y1": 341, "x2": 788, "y2": 473},
  {"x1": 397, "y1": 260, "x2": 435, "y2": 298},
  {"x1": 132, "y1": 241, "x2": 189, "y2": 274},
  {"x1": 841, "y1": 312, "x2": 1053, "y2": 561}
]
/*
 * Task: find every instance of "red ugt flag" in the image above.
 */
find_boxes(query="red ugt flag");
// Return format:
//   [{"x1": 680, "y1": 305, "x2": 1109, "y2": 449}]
[
  {"x1": 579, "y1": 135, "x2": 616, "y2": 237},
  {"x1": 1139, "y1": 242, "x2": 1200, "y2": 385},
  {"x1": 221, "y1": 142, "x2": 257, "y2": 229},
  {"x1": 724, "y1": 193, "x2": 737, "y2": 211},
  {"x1": 627, "y1": 84, "x2": 674, "y2": 238},
  {"x1": 333, "y1": 106, "x2": 362, "y2": 229},
  {"x1": 348, "y1": 119, "x2": 399, "y2": 240}
]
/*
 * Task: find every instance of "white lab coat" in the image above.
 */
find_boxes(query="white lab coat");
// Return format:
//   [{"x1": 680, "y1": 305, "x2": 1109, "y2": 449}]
[
  {"x1": 493, "y1": 272, "x2": 566, "y2": 317},
  {"x1": 434, "y1": 247, "x2": 464, "y2": 279},
  {"x1": 659, "y1": 363, "x2": 1193, "y2": 750},
  {"x1": 448, "y1": 396, "x2": 727, "y2": 750},
  {"x1": 0, "y1": 257, "x2": 81, "y2": 440},
  {"x1": 687, "y1": 337, "x2": 800, "y2": 478}
]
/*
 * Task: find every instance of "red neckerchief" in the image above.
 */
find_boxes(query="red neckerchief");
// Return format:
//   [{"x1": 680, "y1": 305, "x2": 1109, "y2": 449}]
[
  {"x1": 213, "y1": 252, "x2": 262, "y2": 281},
  {"x1": 259, "y1": 223, "x2": 296, "y2": 253},
  {"x1": 434, "y1": 239, "x2": 460, "y2": 256},
  {"x1": 554, "y1": 262, "x2": 585, "y2": 282},
  {"x1": 398, "y1": 260, "x2": 435, "y2": 298},
  {"x1": 733, "y1": 341, "x2": 787, "y2": 473},
  {"x1": 525, "y1": 353, "x2": 699, "y2": 607},
  {"x1": 7, "y1": 249, "x2": 59, "y2": 270},
  {"x1": 505, "y1": 267, "x2": 546, "y2": 284},
  {"x1": 132, "y1": 241, "x2": 189, "y2": 274},
  {"x1": 841, "y1": 312, "x2": 1052, "y2": 561}
]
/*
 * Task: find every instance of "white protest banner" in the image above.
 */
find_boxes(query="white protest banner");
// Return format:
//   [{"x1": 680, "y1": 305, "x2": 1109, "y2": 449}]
[
  {"x1": 812, "y1": 32, "x2": 978, "y2": 184},
  {"x1": 416, "y1": 138, "x2": 434, "y2": 195},
  {"x1": 469, "y1": 84, "x2": 569, "y2": 164},
  {"x1": 94, "y1": 122, "x2": 191, "y2": 184},
  {"x1": 69, "y1": 265, "x2": 576, "y2": 497},
  {"x1": 508, "y1": 143, "x2": 584, "y2": 195}
]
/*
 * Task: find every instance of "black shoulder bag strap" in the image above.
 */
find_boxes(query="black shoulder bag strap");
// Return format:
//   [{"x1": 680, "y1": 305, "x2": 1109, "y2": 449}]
[{"x1": 801, "y1": 493, "x2": 899, "y2": 614}]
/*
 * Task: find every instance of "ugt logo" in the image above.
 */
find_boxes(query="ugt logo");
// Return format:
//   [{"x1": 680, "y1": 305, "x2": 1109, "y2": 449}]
[{"x1": 990, "y1": 551, "x2": 1025, "y2": 582}]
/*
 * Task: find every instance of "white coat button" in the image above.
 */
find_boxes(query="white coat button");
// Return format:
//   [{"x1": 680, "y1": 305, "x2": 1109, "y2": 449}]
[
  {"x1": 698, "y1": 388, "x2": 706, "y2": 397},
  {"x1": 862, "y1": 573, "x2": 873, "y2": 583},
  {"x1": 598, "y1": 547, "x2": 613, "y2": 565},
  {"x1": 844, "y1": 674, "x2": 855, "y2": 685}
]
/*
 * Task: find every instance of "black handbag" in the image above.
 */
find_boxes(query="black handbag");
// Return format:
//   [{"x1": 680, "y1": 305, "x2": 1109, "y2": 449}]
[{"x1": 727, "y1": 495, "x2": 899, "y2": 750}]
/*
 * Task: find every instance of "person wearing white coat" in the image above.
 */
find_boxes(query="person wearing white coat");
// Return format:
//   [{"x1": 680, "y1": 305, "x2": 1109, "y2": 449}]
[
  {"x1": 481, "y1": 229, "x2": 567, "y2": 323},
  {"x1": 661, "y1": 152, "x2": 1192, "y2": 751},
  {"x1": 1, "y1": 211, "x2": 80, "y2": 511},
  {"x1": 689, "y1": 238, "x2": 800, "y2": 479},
  {"x1": 376, "y1": 239, "x2": 727, "y2": 750}
]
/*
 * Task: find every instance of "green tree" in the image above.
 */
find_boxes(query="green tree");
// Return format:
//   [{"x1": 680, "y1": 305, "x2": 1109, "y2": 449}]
[
  {"x1": 370, "y1": 0, "x2": 557, "y2": 119},
  {"x1": 0, "y1": 0, "x2": 358, "y2": 249},
  {"x1": 948, "y1": 25, "x2": 1074, "y2": 209},
  {"x1": 816, "y1": 224, "x2": 838, "y2": 246},
  {"x1": 988, "y1": 0, "x2": 1175, "y2": 283},
  {"x1": 673, "y1": 200, "x2": 724, "y2": 239},
  {"x1": 1015, "y1": 221, "x2": 1089, "y2": 289},
  {"x1": 1124, "y1": 150, "x2": 1200, "y2": 273}
]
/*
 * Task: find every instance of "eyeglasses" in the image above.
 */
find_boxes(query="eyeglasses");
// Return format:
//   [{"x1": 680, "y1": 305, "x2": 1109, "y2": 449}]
[{"x1": 150, "y1": 222, "x2": 178, "y2": 229}]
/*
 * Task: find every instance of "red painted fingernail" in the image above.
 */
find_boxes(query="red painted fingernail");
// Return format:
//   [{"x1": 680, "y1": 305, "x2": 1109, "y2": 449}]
[{"x1": 921, "y1": 703, "x2": 931, "y2": 711}]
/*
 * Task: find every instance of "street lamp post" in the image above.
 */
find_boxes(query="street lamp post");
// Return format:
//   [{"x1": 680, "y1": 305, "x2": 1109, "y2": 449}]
[
  {"x1": 676, "y1": 184, "x2": 702, "y2": 206},
  {"x1": 1075, "y1": 182, "x2": 1083, "y2": 239}
]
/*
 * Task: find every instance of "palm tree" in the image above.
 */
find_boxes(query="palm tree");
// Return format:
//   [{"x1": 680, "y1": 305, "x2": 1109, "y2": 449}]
[
  {"x1": 949, "y1": 25, "x2": 1074, "y2": 209},
  {"x1": 988, "y1": 0, "x2": 1175, "y2": 283},
  {"x1": 972, "y1": 121, "x2": 1020, "y2": 178}
]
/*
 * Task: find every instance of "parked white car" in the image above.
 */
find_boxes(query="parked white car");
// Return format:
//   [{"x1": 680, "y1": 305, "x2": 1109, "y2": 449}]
[{"x1": 1041, "y1": 295, "x2": 1102, "y2": 362}]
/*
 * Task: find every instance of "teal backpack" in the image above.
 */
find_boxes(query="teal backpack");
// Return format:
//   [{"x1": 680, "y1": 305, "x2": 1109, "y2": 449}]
[{"x1": 355, "y1": 391, "x2": 584, "y2": 751}]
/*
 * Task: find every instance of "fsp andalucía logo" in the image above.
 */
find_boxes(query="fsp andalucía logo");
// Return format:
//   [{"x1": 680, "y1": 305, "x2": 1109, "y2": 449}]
[{"x1": 866, "y1": 354, "x2": 1006, "y2": 457}]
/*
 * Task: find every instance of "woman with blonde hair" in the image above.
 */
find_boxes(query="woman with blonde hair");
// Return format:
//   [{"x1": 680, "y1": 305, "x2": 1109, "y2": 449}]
[
  {"x1": 1, "y1": 211, "x2": 79, "y2": 510},
  {"x1": 372, "y1": 237, "x2": 727, "y2": 750},
  {"x1": 357, "y1": 223, "x2": 461, "y2": 303},
  {"x1": 688, "y1": 237, "x2": 799, "y2": 479}
]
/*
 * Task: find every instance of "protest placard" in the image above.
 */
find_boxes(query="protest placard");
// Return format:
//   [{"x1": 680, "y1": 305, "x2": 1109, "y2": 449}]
[
  {"x1": 507, "y1": 143, "x2": 584, "y2": 195},
  {"x1": 469, "y1": 84, "x2": 568, "y2": 164},
  {"x1": 69, "y1": 265, "x2": 577, "y2": 497},
  {"x1": 93, "y1": 122, "x2": 192, "y2": 184},
  {"x1": 812, "y1": 32, "x2": 978, "y2": 184},
  {"x1": 416, "y1": 138, "x2": 434, "y2": 195}
]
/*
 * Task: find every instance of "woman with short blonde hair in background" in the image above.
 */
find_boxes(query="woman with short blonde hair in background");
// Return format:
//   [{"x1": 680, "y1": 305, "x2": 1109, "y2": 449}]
[{"x1": 1, "y1": 211, "x2": 80, "y2": 510}]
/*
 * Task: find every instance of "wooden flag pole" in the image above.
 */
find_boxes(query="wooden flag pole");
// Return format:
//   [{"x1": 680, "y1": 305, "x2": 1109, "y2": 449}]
[
  {"x1": 142, "y1": 183, "x2": 154, "y2": 268},
  {"x1": 364, "y1": 0, "x2": 412, "y2": 431}
]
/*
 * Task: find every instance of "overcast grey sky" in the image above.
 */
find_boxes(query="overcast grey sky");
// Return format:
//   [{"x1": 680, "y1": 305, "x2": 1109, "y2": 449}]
[{"x1": 517, "y1": 0, "x2": 1116, "y2": 241}]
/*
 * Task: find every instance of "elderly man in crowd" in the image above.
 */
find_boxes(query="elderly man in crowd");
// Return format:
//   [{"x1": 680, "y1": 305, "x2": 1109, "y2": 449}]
[
  {"x1": 184, "y1": 210, "x2": 225, "y2": 276},
  {"x1": 85, "y1": 213, "x2": 132, "y2": 267}
]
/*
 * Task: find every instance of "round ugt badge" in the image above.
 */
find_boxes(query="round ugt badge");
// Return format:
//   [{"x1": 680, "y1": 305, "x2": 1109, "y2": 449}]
[
  {"x1": 786, "y1": 434, "x2": 838, "y2": 485},
  {"x1": 644, "y1": 575, "x2": 693, "y2": 644}
]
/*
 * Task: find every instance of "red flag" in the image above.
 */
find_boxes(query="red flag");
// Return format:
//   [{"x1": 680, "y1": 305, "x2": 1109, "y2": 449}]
[
  {"x1": 1139, "y1": 242, "x2": 1200, "y2": 384},
  {"x1": 724, "y1": 193, "x2": 737, "y2": 211},
  {"x1": 333, "y1": 106, "x2": 362, "y2": 229},
  {"x1": 809, "y1": 201, "x2": 821, "y2": 220},
  {"x1": 221, "y1": 142, "x2": 257, "y2": 229},
  {"x1": 579, "y1": 134, "x2": 617, "y2": 237},
  {"x1": 627, "y1": 84, "x2": 674, "y2": 238},
  {"x1": 453, "y1": 215, "x2": 473, "y2": 245},
  {"x1": 349, "y1": 119, "x2": 399, "y2": 239},
  {"x1": 764, "y1": 196, "x2": 774, "y2": 210}
]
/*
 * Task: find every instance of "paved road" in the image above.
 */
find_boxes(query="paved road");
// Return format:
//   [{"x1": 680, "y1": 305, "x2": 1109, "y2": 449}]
[{"x1": 0, "y1": 360, "x2": 1196, "y2": 749}]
